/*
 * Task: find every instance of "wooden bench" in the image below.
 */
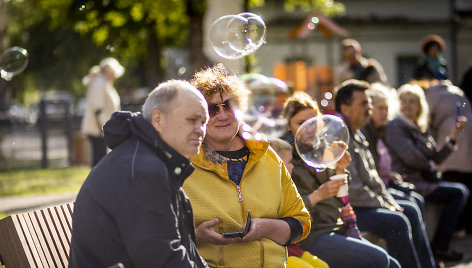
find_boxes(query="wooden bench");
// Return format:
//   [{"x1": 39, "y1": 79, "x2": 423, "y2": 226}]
[{"x1": 0, "y1": 202, "x2": 74, "y2": 268}]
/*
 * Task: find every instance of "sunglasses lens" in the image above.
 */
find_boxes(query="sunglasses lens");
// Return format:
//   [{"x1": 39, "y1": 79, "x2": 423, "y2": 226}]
[
  {"x1": 208, "y1": 99, "x2": 234, "y2": 117},
  {"x1": 223, "y1": 99, "x2": 232, "y2": 111},
  {"x1": 208, "y1": 104, "x2": 219, "y2": 117}
]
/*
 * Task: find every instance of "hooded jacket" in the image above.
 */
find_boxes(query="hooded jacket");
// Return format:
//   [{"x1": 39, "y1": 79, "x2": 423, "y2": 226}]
[
  {"x1": 183, "y1": 136, "x2": 310, "y2": 268},
  {"x1": 69, "y1": 111, "x2": 207, "y2": 268},
  {"x1": 280, "y1": 131, "x2": 345, "y2": 249}
]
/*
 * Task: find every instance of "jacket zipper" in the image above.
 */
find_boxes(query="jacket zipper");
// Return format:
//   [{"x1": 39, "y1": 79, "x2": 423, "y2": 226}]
[{"x1": 236, "y1": 185, "x2": 243, "y2": 202}]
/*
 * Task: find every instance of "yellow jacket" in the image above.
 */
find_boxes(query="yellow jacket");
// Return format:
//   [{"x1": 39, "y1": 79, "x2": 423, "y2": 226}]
[{"x1": 183, "y1": 138, "x2": 311, "y2": 268}]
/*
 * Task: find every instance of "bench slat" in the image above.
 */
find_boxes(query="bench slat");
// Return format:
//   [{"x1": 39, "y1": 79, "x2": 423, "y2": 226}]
[
  {"x1": 0, "y1": 215, "x2": 35, "y2": 267},
  {"x1": 54, "y1": 206, "x2": 71, "y2": 247},
  {"x1": 24, "y1": 212, "x2": 55, "y2": 267},
  {"x1": 16, "y1": 214, "x2": 44, "y2": 267},
  {"x1": 32, "y1": 210, "x2": 63, "y2": 267},
  {"x1": 42, "y1": 208, "x2": 69, "y2": 267},
  {"x1": 0, "y1": 203, "x2": 74, "y2": 268}
]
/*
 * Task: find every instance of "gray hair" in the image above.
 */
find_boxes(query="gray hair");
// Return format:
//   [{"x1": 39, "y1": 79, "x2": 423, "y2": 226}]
[
  {"x1": 142, "y1": 80, "x2": 194, "y2": 120},
  {"x1": 367, "y1": 82, "x2": 399, "y2": 120}
]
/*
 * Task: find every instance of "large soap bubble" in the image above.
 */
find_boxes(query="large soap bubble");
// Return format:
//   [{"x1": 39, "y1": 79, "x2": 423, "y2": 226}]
[
  {"x1": 0, "y1": 46, "x2": 29, "y2": 81},
  {"x1": 238, "y1": 74, "x2": 289, "y2": 140},
  {"x1": 295, "y1": 114, "x2": 349, "y2": 170},
  {"x1": 209, "y1": 13, "x2": 266, "y2": 60}
]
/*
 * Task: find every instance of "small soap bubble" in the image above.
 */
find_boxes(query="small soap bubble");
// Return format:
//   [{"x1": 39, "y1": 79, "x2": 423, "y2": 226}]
[{"x1": 0, "y1": 46, "x2": 29, "y2": 81}]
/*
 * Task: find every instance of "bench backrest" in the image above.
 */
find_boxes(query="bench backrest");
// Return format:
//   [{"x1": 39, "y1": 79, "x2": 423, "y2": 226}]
[{"x1": 0, "y1": 202, "x2": 74, "y2": 268}]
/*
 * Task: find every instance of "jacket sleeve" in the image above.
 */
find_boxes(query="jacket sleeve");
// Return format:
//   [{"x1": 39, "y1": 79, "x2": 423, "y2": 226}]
[
  {"x1": 386, "y1": 119, "x2": 451, "y2": 171},
  {"x1": 346, "y1": 145, "x2": 397, "y2": 210},
  {"x1": 114, "y1": 164, "x2": 202, "y2": 268},
  {"x1": 347, "y1": 147, "x2": 383, "y2": 208},
  {"x1": 386, "y1": 119, "x2": 433, "y2": 171},
  {"x1": 430, "y1": 134, "x2": 455, "y2": 165},
  {"x1": 279, "y1": 163, "x2": 311, "y2": 243}
]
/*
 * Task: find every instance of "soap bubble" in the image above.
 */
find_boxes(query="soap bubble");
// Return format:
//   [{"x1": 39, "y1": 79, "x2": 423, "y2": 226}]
[
  {"x1": 295, "y1": 114, "x2": 349, "y2": 170},
  {"x1": 209, "y1": 15, "x2": 247, "y2": 59},
  {"x1": 0, "y1": 46, "x2": 29, "y2": 81},
  {"x1": 209, "y1": 13, "x2": 266, "y2": 60},
  {"x1": 237, "y1": 74, "x2": 289, "y2": 139},
  {"x1": 234, "y1": 12, "x2": 266, "y2": 54}
]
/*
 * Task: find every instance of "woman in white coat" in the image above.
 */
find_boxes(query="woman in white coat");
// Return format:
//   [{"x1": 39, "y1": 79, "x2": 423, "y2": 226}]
[{"x1": 81, "y1": 57, "x2": 124, "y2": 167}]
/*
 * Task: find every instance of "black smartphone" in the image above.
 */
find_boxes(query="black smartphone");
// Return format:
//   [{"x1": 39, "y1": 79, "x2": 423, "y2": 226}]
[{"x1": 222, "y1": 211, "x2": 251, "y2": 238}]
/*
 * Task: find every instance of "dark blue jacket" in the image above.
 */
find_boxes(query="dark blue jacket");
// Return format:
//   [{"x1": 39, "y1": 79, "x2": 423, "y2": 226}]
[{"x1": 69, "y1": 111, "x2": 207, "y2": 268}]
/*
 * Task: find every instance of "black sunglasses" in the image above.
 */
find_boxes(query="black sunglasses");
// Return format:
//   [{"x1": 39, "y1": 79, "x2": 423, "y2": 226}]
[{"x1": 208, "y1": 98, "x2": 234, "y2": 118}]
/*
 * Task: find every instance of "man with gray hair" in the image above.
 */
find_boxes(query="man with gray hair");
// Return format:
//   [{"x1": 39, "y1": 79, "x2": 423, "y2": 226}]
[{"x1": 69, "y1": 80, "x2": 209, "y2": 267}]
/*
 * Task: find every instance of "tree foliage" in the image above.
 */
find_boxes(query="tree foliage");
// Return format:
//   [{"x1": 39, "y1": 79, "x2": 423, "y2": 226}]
[{"x1": 3, "y1": 0, "x2": 343, "y2": 104}]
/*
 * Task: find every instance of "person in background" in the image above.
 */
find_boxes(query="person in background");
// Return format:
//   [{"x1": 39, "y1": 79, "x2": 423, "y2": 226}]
[
  {"x1": 335, "y1": 79, "x2": 437, "y2": 268},
  {"x1": 386, "y1": 83, "x2": 469, "y2": 262},
  {"x1": 81, "y1": 57, "x2": 124, "y2": 167},
  {"x1": 415, "y1": 78, "x2": 472, "y2": 236},
  {"x1": 281, "y1": 91, "x2": 400, "y2": 268},
  {"x1": 413, "y1": 34, "x2": 448, "y2": 81},
  {"x1": 334, "y1": 39, "x2": 388, "y2": 86},
  {"x1": 69, "y1": 80, "x2": 209, "y2": 267},
  {"x1": 361, "y1": 83, "x2": 425, "y2": 212},
  {"x1": 183, "y1": 64, "x2": 311, "y2": 268},
  {"x1": 270, "y1": 137, "x2": 329, "y2": 268},
  {"x1": 360, "y1": 83, "x2": 437, "y2": 268}
]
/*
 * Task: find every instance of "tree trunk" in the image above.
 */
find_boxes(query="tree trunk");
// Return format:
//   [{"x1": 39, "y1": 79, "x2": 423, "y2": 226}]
[
  {"x1": 145, "y1": 22, "x2": 164, "y2": 89},
  {"x1": 0, "y1": 0, "x2": 10, "y2": 109},
  {"x1": 187, "y1": 0, "x2": 208, "y2": 76}
]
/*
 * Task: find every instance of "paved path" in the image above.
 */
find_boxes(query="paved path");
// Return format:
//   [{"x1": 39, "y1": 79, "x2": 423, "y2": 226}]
[{"x1": 0, "y1": 192, "x2": 77, "y2": 214}]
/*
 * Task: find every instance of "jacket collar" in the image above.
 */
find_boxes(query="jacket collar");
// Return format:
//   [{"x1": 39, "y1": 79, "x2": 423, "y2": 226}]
[
  {"x1": 153, "y1": 132, "x2": 194, "y2": 187},
  {"x1": 103, "y1": 111, "x2": 194, "y2": 187},
  {"x1": 191, "y1": 125, "x2": 269, "y2": 174}
]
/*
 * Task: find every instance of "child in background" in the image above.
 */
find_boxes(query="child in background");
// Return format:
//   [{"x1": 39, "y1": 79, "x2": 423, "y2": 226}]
[{"x1": 270, "y1": 138, "x2": 329, "y2": 268}]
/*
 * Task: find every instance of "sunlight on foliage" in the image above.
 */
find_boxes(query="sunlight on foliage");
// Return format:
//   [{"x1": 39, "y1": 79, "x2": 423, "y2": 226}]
[
  {"x1": 284, "y1": 0, "x2": 345, "y2": 15},
  {"x1": 92, "y1": 26, "x2": 110, "y2": 45},
  {"x1": 130, "y1": 3, "x2": 144, "y2": 22},
  {"x1": 104, "y1": 11, "x2": 128, "y2": 27}
]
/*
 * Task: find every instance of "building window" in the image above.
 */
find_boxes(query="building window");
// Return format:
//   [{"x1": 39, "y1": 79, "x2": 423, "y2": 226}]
[{"x1": 397, "y1": 56, "x2": 419, "y2": 87}]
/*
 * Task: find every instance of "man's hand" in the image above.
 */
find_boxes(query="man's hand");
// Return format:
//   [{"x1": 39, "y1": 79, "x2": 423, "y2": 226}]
[
  {"x1": 335, "y1": 151, "x2": 351, "y2": 174},
  {"x1": 195, "y1": 219, "x2": 241, "y2": 245}
]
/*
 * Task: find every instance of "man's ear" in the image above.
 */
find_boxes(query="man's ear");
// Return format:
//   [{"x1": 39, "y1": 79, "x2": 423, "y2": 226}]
[{"x1": 151, "y1": 109, "x2": 164, "y2": 132}]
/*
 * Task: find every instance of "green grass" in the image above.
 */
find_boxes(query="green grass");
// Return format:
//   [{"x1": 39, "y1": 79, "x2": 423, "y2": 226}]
[
  {"x1": 0, "y1": 166, "x2": 91, "y2": 218},
  {"x1": 0, "y1": 166, "x2": 91, "y2": 197}
]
